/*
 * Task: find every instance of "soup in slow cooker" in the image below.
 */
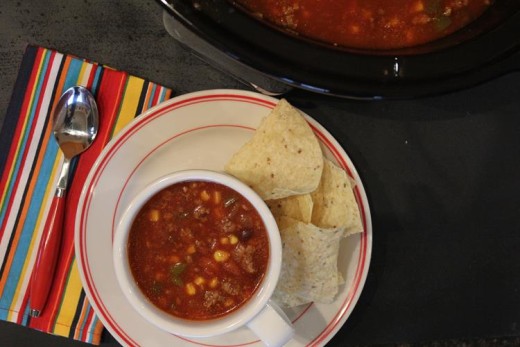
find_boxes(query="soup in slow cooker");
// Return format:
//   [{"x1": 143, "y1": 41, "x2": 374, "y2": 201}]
[
  {"x1": 233, "y1": 0, "x2": 493, "y2": 50},
  {"x1": 128, "y1": 180, "x2": 269, "y2": 320}
]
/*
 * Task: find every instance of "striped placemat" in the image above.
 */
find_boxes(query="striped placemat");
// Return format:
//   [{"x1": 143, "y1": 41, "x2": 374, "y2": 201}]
[{"x1": 0, "y1": 45, "x2": 173, "y2": 344}]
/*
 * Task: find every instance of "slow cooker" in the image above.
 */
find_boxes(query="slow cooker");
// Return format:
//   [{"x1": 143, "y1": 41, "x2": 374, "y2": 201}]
[{"x1": 158, "y1": 0, "x2": 520, "y2": 99}]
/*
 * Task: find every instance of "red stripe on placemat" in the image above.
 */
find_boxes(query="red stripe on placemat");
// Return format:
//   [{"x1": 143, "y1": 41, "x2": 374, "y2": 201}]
[
  {"x1": 17, "y1": 290, "x2": 30, "y2": 325},
  {"x1": 0, "y1": 48, "x2": 46, "y2": 241},
  {"x1": 151, "y1": 85, "x2": 161, "y2": 106},
  {"x1": 81, "y1": 307, "x2": 95, "y2": 342},
  {"x1": 86, "y1": 67, "x2": 97, "y2": 90}
]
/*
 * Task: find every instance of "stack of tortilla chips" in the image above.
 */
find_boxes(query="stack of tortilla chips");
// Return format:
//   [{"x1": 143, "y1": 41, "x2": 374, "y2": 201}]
[{"x1": 225, "y1": 99, "x2": 363, "y2": 307}]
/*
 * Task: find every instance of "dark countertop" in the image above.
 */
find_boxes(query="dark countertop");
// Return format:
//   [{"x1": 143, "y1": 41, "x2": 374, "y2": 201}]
[{"x1": 1, "y1": 0, "x2": 520, "y2": 346}]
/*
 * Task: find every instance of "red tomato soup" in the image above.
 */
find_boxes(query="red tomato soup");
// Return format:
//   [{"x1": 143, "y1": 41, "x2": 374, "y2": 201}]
[
  {"x1": 233, "y1": 0, "x2": 493, "y2": 49},
  {"x1": 127, "y1": 180, "x2": 270, "y2": 320}
]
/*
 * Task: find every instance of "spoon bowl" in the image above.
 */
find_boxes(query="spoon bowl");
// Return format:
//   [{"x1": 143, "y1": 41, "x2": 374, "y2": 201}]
[
  {"x1": 53, "y1": 86, "x2": 98, "y2": 158},
  {"x1": 29, "y1": 86, "x2": 99, "y2": 317}
]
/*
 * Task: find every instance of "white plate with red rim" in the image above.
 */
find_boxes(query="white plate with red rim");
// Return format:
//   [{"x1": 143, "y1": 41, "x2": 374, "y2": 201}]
[{"x1": 75, "y1": 89, "x2": 372, "y2": 346}]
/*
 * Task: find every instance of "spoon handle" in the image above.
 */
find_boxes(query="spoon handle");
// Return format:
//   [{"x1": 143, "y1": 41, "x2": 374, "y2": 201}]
[{"x1": 29, "y1": 189, "x2": 65, "y2": 318}]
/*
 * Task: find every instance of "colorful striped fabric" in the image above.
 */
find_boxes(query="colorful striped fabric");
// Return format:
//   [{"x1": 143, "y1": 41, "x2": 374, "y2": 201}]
[{"x1": 0, "y1": 46, "x2": 173, "y2": 344}]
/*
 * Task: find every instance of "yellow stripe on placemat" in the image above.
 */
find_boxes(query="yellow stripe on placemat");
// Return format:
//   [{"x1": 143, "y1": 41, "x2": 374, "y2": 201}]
[
  {"x1": 111, "y1": 76, "x2": 145, "y2": 137},
  {"x1": 77, "y1": 61, "x2": 91, "y2": 87},
  {"x1": 52, "y1": 259, "x2": 83, "y2": 337}
]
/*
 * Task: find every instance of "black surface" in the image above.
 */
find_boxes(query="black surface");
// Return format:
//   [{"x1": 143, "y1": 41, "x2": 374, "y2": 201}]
[
  {"x1": 287, "y1": 73, "x2": 520, "y2": 345},
  {"x1": 1, "y1": 0, "x2": 520, "y2": 346}
]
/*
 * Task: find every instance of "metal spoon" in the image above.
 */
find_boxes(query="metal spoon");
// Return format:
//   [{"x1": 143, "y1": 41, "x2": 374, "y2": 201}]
[{"x1": 30, "y1": 86, "x2": 99, "y2": 318}]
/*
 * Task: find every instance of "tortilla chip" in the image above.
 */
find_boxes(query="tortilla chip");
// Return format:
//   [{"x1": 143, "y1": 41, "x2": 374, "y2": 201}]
[
  {"x1": 225, "y1": 99, "x2": 323, "y2": 200},
  {"x1": 266, "y1": 194, "x2": 313, "y2": 223},
  {"x1": 311, "y1": 158, "x2": 363, "y2": 236},
  {"x1": 272, "y1": 217, "x2": 343, "y2": 307}
]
